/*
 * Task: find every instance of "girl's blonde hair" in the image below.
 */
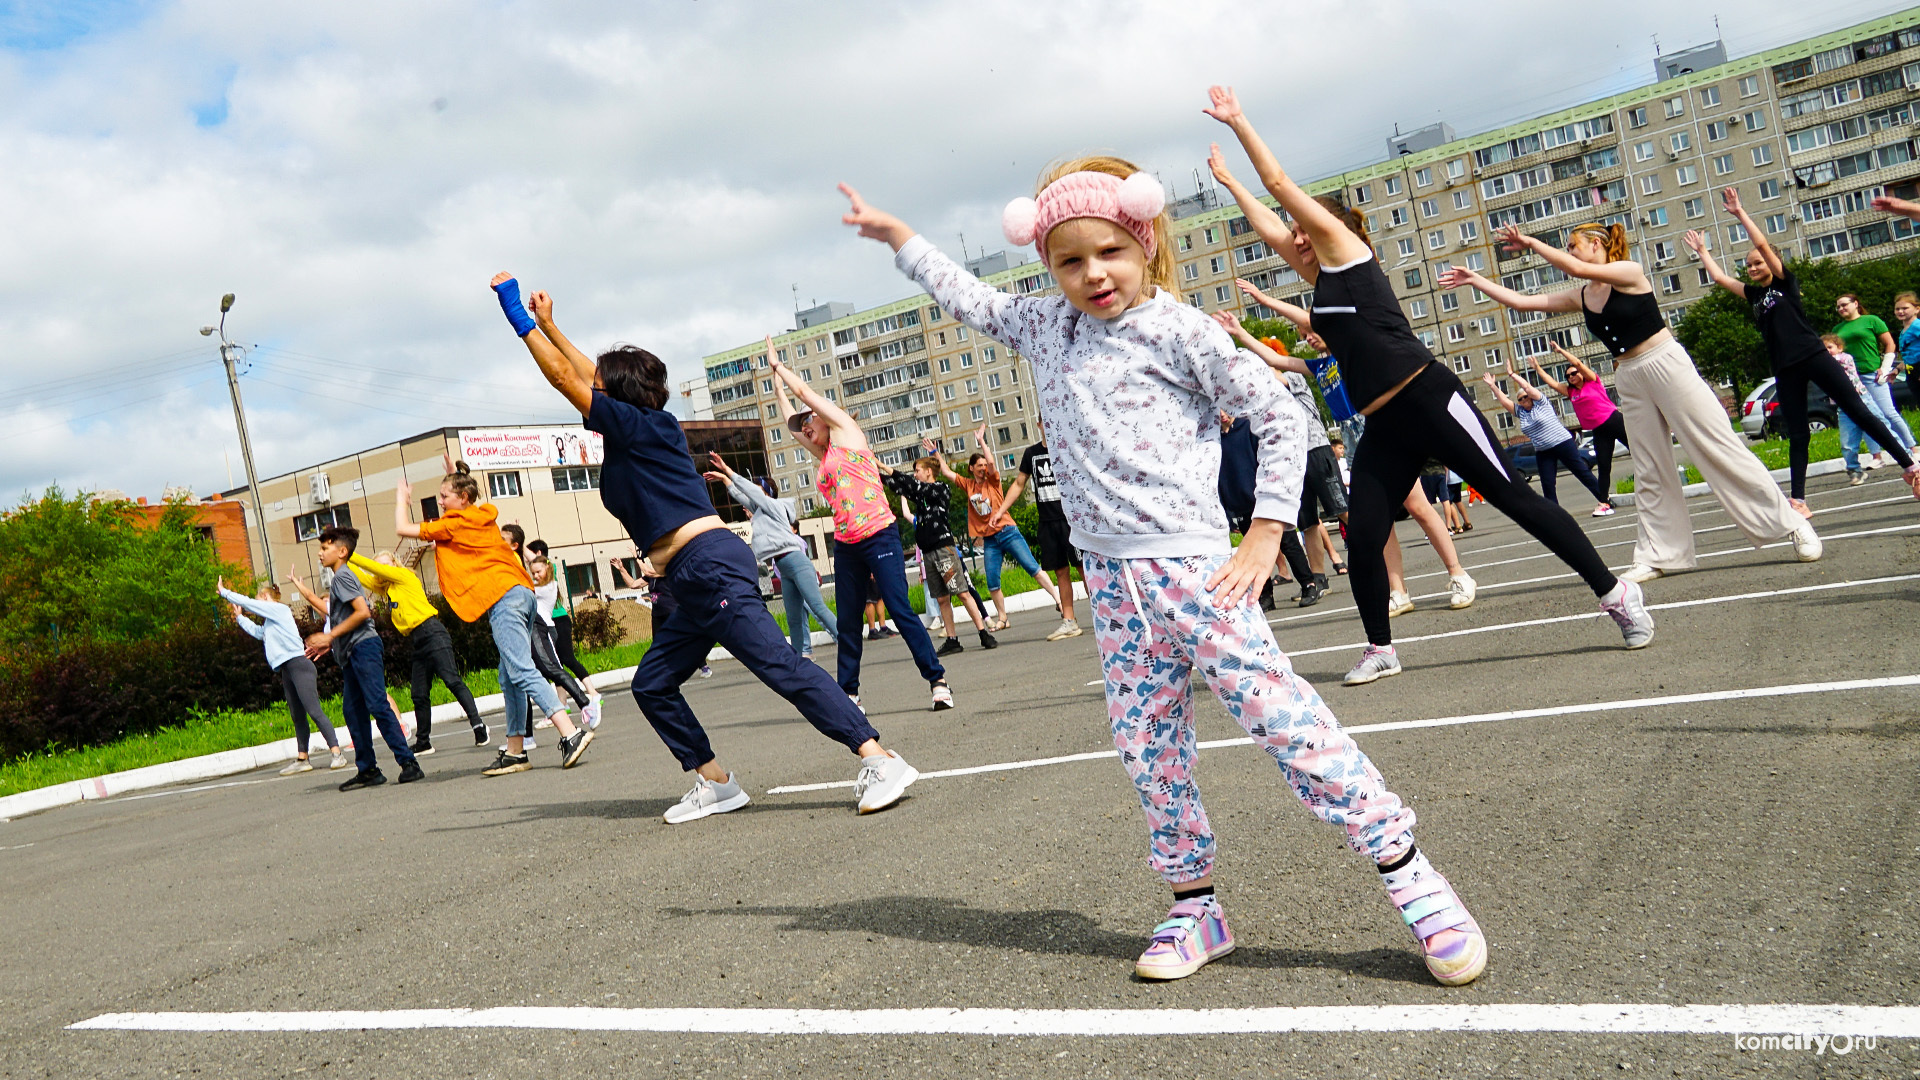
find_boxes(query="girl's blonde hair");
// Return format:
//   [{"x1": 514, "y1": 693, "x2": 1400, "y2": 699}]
[
  {"x1": 1568, "y1": 222, "x2": 1630, "y2": 262},
  {"x1": 1036, "y1": 154, "x2": 1175, "y2": 290},
  {"x1": 1895, "y1": 291, "x2": 1919, "y2": 308}
]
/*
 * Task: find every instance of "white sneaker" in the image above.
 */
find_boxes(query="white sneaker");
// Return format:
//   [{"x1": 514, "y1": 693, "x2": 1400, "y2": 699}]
[
  {"x1": 1447, "y1": 573, "x2": 1476, "y2": 610},
  {"x1": 1618, "y1": 564, "x2": 1664, "y2": 584},
  {"x1": 854, "y1": 751, "x2": 918, "y2": 814},
  {"x1": 583, "y1": 694, "x2": 602, "y2": 731},
  {"x1": 1591, "y1": 502, "x2": 1615, "y2": 517},
  {"x1": 1387, "y1": 590, "x2": 1415, "y2": 617},
  {"x1": 1599, "y1": 579, "x2": 1655, "y2": 649},
  {"x1": 698, "y1": 666, "x2": 714, "y2": 679},
  {"x1": 1046, "y1": 619, "x2": 1084, "y2": 641},
  {"x1": 1789, "y1": 519, "x2": 1823, "y2": 562},
  {"x1": 1343, "y1": 645, "x2": 1402, "y2": 686},
  {"x1": 930, "y1": 682, "x2": 955, "y2": 711},
  {"x1": 533, "y1": 716, "x2": 554, "y2": 730},
  {"x1": 328, "y1": 749, "x2": 349, "y2": 770},
  {"x1": 279, "y1": 759, "x2": 313, "y2": 776},
  {"x1": 664, "y1": 773, "x2": 751, "y2": 824}
]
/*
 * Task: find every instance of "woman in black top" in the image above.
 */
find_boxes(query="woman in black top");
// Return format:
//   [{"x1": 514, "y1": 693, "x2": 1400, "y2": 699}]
[
  {"x1": 1689, "y1": 188, "x2": 1920, "y2": 507},
  {"x1": 1442, "y1": 216, "x2": 1819, "y2": 583},
  {"x1": 1206, "y1": 87, "x2": 1649, "y2": 686}
]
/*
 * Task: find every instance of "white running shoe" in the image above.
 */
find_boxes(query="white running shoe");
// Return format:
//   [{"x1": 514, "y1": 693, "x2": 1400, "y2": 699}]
[
  {"x1": 1046, "y1": 619, "x2": 1084, "y2": 641},
  {"x1": 1618, "y1": 564, "x2": 1664, "y2": 584},
  {"x1": 930, "y1": 682, "x2": 955, "y2": 711},
  {"x1": 1599, "y1": 579, "x2": 1654, "y2": 649},
  {"x1": 698, "y1": 666, "x2": 714, "y2": 679},
  {"x1": 854, "y1": 751, "x2": 918, "y2": 814},
  {"x1": 664, "y1": 773, "x2": 751, "y2": 824},
  {"x1": 1386, "y1": 590, "x2": 1415, "y2": 617},
  {"x1": 583, "y1": 694, "x2": 602, "y2": 731},
  {"x1": 279, "y1": 759, "x2": 313, "y2": 776},
  {"x1": 1343, "y1": 645, "x2": 1402, "y2": 686},
  {"x1": 1591, "y1": 502, "x2": 1615, "y2": 517},
  {"x1": 1789, "y1": 519, "x2": 1823, "y2": 562},
  {"x1": 329, "y1": 748, "x2": 349, "y2": 770},
  {"x1": 1447, "y1": 573, "x2": 1476, "y2": 610},
  {"x1": 533, "y1": 716, "x2": 554, "y2": 730}
]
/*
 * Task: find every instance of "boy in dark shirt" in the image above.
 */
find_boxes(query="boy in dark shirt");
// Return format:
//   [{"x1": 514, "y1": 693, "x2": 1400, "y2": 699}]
[{"x1": 314, "y1": 526, "x2": 422, "y2": 791}]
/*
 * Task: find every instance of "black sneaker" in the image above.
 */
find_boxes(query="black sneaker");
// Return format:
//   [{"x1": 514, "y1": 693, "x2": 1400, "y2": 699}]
[
  {"x1": 1258, "y1": 578, "x2": 1277, "y2": 612},
  {"x1": 397, "y1": 762, "x2": 425, "y2": 784},
  {"x1": 409, "y1": 736, "x2": 434, "y2": 756},
  {"x1": 936, "y1": 638, "x2": 965, "y2": 657},
  {"x1": 472, "y1": 723, "x2": 489, "y2": 746},
  {"x1": 482, "y1": 751, "x2": 531, "y2": 776},
  {"x1": 1313, "y1": 572, "x2": 1329, "y2": 591},
  {"x1": 1297, "y1": 579, "x2": 1326, "y2": 608},
  {"x1": 558, "y1": 730, "x2": 595, "y2": 769},
  {"x1": 338, "y1": 769, "x2": 386, "y2": 792},
  {"x1": 978, "y1": 630, "x2": 998, "y2": 650}
]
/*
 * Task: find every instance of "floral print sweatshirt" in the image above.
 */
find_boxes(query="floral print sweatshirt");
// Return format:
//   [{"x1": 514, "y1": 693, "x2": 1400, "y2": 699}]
[{"x1": 895, "y1": 234, "x2": 1305, "y2": 560}]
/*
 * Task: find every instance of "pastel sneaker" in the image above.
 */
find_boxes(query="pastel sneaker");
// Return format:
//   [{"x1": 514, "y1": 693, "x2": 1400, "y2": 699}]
[
  {"x1": 1788, "y1": 519, "x2": 1823, "y2": 562},
  {"x1": 1134, "y1": 896, "x2": 1235, "y2": 981},
  {"x1": 1381, "y1": 850, "x2": 1487, "y2": 987},
  {"x1": 664, "y1": 773, "x2": 751, "y2": 824},
  {"x1": 1342, "y1": 644, "x2": 1402, "y2": 686},
  {"x1": 583, "y1": 694, "x2": 603, "y2": 731},
  {"x1": 1599, "y1": 579, "x2": 1654, "y2": 649},
  {"x1": 1447, "y1": 572, "x2": 1476, "y2": 610},
  {"x1": 853, "y1": 750, "x2": 918, "y2": 814}
]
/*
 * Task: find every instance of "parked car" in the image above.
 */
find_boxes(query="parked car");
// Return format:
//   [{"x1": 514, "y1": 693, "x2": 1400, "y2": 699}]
[
  {"x1": 1741, "y1": 369, "x2": 1918, "y2": 441},
  {"x1": 1504, "y1": 435, "x2": 1597, "y2": 481}
]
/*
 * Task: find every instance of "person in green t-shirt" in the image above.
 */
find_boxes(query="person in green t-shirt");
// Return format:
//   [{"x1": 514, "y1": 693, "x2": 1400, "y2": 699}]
[{"x1": 1833, "y1": 294, "x2": 1918, "y2": 454}]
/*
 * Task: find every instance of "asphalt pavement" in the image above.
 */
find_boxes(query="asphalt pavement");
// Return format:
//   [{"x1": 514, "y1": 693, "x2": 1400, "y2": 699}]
[{"x1": 4, "y1": 469, "x2": 1919, "y2": 1078}]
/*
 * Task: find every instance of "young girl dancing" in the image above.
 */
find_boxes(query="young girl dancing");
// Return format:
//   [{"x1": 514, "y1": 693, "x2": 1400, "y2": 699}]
[
  {"x1": 702, "y1": 448, "x2": 836, "y2": 660},
  {"x1": 489, "y1": 275, "x2": 918, "y2": 819},
  {"x1": 1529, "y1": 343, "x2": 1625, "y2": 517},
  {"x1": 1686, "y1": 188, "x2": 1920, "y2": 508},
  {"x1": 1442, "y1": 217, "x2": 1821, "y2": 582},
  {"x1": 1482, "y1": 368, "x2": 1606, "y2": 507},
  {"x1": 219, "y1": 578, "x2": 347, "y2": 772},
  {"x1": 840, "y1": 149, "x2": 1488, "y2": 986},
  {"x1": 1203, "y1": 93, "x2": 1630, "y2": 688}
]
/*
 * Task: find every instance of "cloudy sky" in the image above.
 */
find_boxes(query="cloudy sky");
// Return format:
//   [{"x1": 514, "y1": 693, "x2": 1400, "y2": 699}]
[{"x1": 0, "y1": 0, "x2": 1902, "y2": 504}]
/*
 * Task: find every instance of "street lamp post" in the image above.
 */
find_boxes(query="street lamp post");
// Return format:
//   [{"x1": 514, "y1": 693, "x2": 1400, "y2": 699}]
[{"x1": 200, "y1": 294, "x2": 275, "y2": 585}]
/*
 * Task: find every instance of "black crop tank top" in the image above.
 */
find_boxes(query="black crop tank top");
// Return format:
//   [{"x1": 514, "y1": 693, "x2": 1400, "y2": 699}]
[
  {"x1": 1582, "y1": 284, "x2": 1666, "y2": 357},
  {"x1": 1309, "y1": 255, "x2": 1435, "y2": 411}
]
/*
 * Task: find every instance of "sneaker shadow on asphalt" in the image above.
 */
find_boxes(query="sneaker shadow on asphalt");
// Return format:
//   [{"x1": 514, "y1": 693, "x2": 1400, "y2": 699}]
[{"x1": 662, "y1": 896, "x2": 1431, "y2": 985}]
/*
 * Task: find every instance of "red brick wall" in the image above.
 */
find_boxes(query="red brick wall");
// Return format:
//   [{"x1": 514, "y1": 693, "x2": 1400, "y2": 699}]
[{"x1": 127, "y1": 501, "x2": 253, "y2": 573}]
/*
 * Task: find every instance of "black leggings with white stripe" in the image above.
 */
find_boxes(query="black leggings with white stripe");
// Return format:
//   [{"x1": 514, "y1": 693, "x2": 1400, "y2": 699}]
[{"x1": 1349, "y1": 363, "x2": 1618, "y2": 646}]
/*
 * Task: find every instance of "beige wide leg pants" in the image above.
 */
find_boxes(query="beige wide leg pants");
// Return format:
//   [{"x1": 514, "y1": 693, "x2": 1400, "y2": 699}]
[{"x1": 1614, "y1": 337, "x2": 1800, "y2": 570}]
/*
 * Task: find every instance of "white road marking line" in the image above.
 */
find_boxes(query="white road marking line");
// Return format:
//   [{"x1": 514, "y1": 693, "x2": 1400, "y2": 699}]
[
  {"x1": 67, "y1": 1003, "x2": 1920, "y2": 1037},
  {"x1": 113, "y1": 779, "x2": 274, "y2": 804},
  {"x1": 1285, "y1": 573, "x2": 1920, "y2": 658},
  {"x1": 0, "y1": 843, "x2": 34, "y2": 851},
  {"x1": 767, "y1": 673, "x2": 1919, "y2": 793}
]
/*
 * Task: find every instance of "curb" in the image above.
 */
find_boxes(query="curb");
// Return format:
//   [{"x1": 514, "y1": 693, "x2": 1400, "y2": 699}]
[
  {"x1": 1608, "y1": 456, "x2": 1847, "y2": 507},
  {"x1": 0, "y1": 584, "x2": 1087, "y2": 821}
]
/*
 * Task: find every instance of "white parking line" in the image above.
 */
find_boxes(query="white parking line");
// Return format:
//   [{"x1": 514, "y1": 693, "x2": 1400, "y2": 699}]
[
  {"x1": 766, "y1": 673, "x2": 1920, "y2": 793},
  {"x1": 67, "y1": 1003, "x2": 1920, "y2": 1037}
]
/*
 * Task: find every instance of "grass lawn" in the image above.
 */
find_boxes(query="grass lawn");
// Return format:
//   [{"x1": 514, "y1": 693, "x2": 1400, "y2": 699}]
[
  {"x1": 1612, "y1": 407, "x2": 1920, "y2": 494},
  {"x1": 0, "y1": 564, "x2": 1065, "y2": 800}
]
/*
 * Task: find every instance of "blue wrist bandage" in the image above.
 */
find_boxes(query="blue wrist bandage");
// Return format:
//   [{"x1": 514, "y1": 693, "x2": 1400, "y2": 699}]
[{"x1": 493, "y1": 278, "x2": 536, "y2": 337}]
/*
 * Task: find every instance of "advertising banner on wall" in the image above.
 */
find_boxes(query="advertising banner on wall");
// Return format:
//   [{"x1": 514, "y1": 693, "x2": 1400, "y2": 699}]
[{"x1": 458, "y1": 428, "x2": 605, "y2": 469}]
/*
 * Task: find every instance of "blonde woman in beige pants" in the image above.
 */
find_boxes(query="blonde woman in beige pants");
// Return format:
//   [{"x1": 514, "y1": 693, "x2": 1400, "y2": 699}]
[{"x1": 1441, "y1": 220, "x2": 1820, "y2": 581}]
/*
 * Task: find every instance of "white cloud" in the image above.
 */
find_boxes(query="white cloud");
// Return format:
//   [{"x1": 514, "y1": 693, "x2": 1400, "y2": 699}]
[{"x1": 0, "y1": 0, "x2": 1903, "y2": 502}]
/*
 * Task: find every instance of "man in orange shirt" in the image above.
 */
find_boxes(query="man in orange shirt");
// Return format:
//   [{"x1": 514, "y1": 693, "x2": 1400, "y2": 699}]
[
  {"x1": 925, "y1": 425, "x2": 1059, "y2": 631},
  {"x1": 396, "y1": 460, "x2": 594, "y2": 776}
]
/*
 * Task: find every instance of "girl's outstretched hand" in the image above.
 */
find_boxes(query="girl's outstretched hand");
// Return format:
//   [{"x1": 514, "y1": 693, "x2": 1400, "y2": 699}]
[
  {"x1": 1681, "y1": 230, "x2": 1705, "y2": 254},
  {"x1": 1494, "y1": 224, "x2": 1529, "y2": 253},
  {"x1": 1207, "y1": 143, "x2": 1238, "y2": 187},
  {"x1": 1435, "y1": 267, "x2": 1477, "y2": 290},
  {"x1": 1203, "y1": 85, "x2": 1243, "y2": 125},
  {"x1": 1210, "y1": 309, "x2": 1251, "y2": 342},
  {"x1": 1205, "y1": 519, "x2": 1280, "y2": 607},
  {"x1": 528, "y1": 290, "x2": 554, "y2": 323},
  {"x1": 840, "y1": 184, "x2": 915, "y2": 250}
]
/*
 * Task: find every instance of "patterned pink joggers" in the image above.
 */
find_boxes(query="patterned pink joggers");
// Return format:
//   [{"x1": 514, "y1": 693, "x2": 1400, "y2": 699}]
[{"x1": 1085, "y1": 553, "x2": 1416, "y2": 884}]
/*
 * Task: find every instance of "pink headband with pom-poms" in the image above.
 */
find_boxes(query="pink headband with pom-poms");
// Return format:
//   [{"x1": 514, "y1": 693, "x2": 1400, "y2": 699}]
[{"x1": 1002, "y1": 171, "x2": 1167, "y2": 262}]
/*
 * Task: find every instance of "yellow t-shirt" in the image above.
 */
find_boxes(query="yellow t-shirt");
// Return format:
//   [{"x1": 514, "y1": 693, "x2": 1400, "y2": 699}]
[{"x1": 348, "y1": 552, "x2": 438, "y2": 635}]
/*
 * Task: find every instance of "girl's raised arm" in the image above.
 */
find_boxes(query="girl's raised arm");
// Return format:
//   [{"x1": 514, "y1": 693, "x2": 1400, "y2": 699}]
[
  {"x1": 1494, "y1": 225, "x2": 1646, "y2": 289},
  {"x1": 1528, "y1": 350, "x2": 1570, "y2": 396},
  {"x1": 1480, "y1": 372, "x2": 1517, "y2": 413},
  {"x1": 1204, "y1": 86, "x2": 1370, "y2": 273},
  {"x1": 1211, "y1": 310, "x2": 1307, "y2": 375},
  {"x1": 1208, "y1": 144, "x2": 1309, "y2": 279},
  {"x1": 1548, "y1": 342, "x2": 1600, "y2": 386},
  {"x1": 846, "y1": 184, "x2": 1035, "y2": 350},
  {"x1": 1721, "y1": 188, "x2": 1782, "y2": 279},
  {"x1": 490, "y1": 273, "x2": 593, "y2": 416},
  {"x1": 1436, "y1": 260, "x2": 1582, "y2": 314},
  {"x1": 1233, "y1": 279, "x2": 1312, "y2": 332},
  {"x1": 1683, "y1": 229, "x2": 1745, "y2": 297}
]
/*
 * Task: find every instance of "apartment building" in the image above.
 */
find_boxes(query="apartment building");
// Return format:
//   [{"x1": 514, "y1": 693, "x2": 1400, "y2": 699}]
[{"x1": 699, "y1": 7, "x2": 1920, "y2": 480}]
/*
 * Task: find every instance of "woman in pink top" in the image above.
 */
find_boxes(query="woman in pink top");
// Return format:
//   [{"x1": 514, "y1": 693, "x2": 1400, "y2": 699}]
[
  {"x1": 1532, "y1": 343, "x2": 1627, "y2": 518},
  {"x1": 770, "y1": 342, "x2": 954, "y2": 712}
]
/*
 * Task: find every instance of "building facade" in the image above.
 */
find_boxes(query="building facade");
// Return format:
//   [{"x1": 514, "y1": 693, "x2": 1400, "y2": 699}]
[{"x1": 699, "y1": 7, "x2": 1920, "y2": 470}]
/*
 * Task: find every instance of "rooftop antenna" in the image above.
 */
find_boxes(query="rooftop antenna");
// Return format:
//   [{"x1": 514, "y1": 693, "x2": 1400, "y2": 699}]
[
  {"x1": 959, "y1": 232, "x2": 968, "y2": 261},
  {"x1": 1714, "y1": 15, "x2": 1722, "y2": 43},
  {"x1": 792, "y1": 284, "x2": 800, "y2": 314}
]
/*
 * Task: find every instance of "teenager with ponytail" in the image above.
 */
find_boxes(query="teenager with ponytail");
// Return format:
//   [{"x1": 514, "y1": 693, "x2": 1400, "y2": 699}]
[{"x1": 1442, "y1": 216, "x2": 1822, "y2": 581}]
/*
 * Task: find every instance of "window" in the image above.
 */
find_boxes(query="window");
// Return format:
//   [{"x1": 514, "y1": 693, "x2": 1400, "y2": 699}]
[
  {"x1": 1440, "y1": 292, "x2": 1460, "y2": 312},
  {"x1": 1765, "y1": 213, "x2": 1788, "y2": 234},
  {"x1": 946, "y1": 409, "x2": 959, "y2": 425},
  {"x1": 1660, "y1": 273, "x2": 1682, "y2": 295},
  {"x1": 760, "y1": 378, "x2": 773, "y2": 393},
  {"x1": 1446, "y1": 159, "x2": 1466, "y2": 179},
  {"x1": 1420, "y1": 198, "x2": 1439, "y2": 218},
  {"x1": 987, "y1": 372, "x2": 1002, "y2": 389},
  {"x1": 1683, "y1": 197, "x2": 1705, "y2": 219},
  {"x1": 1713, "y1": 153, "x2": 1734, "y2": 176},
  {"x1": 942, "y1": 384, "x2": 955, "y2": 401},
  {"x1": 991, "y1": 400, "x2": 1007, "y2": 417},
  {"x1": 1452, "y1": 355, "x2": 1472, "y2": 373},
  {"x1": 1751, "y1": 145, "x2": 1773, "y2": 167},
  {"x1": 1203, "y1": 226, "x2": 1220, "y2": 244},
  {"x1": 1384, "y1": 176, "x2": 1401, "y2": 195},
  {"x1": 1452, "y1": 190, "x2": 1472, "y2": 210},
  {"x1": 937, "y1": 357, "x2": 951, "y2": 374},
  {"x1": 960, "y1": 351, "x2": 974, "y2": 368},
  {"x1": 294, "y1": 505, "x2": 352, "y2": 542},
  {"x1": 1727, "y1": 222, "x2": 1749, "y2": 244},
  {"x1": 1183, "y1": 263, "x2": 1200, "y2": 281},
  {"x1": 551, "y1": 466, "x2": 602, "y2": 492},
  {"x1": 1739, "y1": 75, "x2": 1760, "y2": 97},
  {"x1": 1676, "y1": 165, "x2": 1698, "y2": 186},
  {"x1": 487, "y1": 471, "x2": 521, "y2": 498},
  {"x1": 1428, "y1": 229, "x2": 1446, "y2": 250},
  {"x1": 1187, "y1": 292, "x2": 1203, "y2": 307},
  {"x1": 1706, "y1": 121, "x2": 1728, "y2": 142},
  {"x1": 1484, "y1": 347, "x2": 1503, "y2": 368},
  {"x1": 1464, "y1": 252, "x2": 1485, "y2": 271},
  {"x1": 774, "y1": 451, "x2": 787, "y2": 468},
  {"x1": 1652, "y1": 240, "x2": 1675, "y2": 261},
  {"x1": 1634, "y1": 140, "x2": 1655, "y2": 162},
  {"x1": 982, "y1": 346, "x2": 996, "y2": 364},
  {"x1": 820, "y1": 364, "x2": 833, "y2": 378},
  {"x1": 1664, "y1": 96, "x2": 1685, "y2": 119},
  {"x1": 1699, "y1": 86, "x2": 1720, "y2": 108},
  {"x1": 1214, "y1": 285, "x2": 1232, "y2": 303},
  {"x1": 1178, "y1": 234, "x2": 1193, "y2": 252},
  {"x1": 964, "y1": 377, "x2": 979, "y2": 395},
  {"x1": 1415, "y1": 167, "x2": 1432, "y2": 186},
  {"x1": 1627, "y1": 106, "x2": 1648, "y2": 128},
  {"x1": 1228, "y1": 216, "x2": 1253, "y2": 237},
  {"x1": 1354, "y1": 183, "x2": 1373, "y2": 204},
  {"x1": 1742, "y1": 109, "x2": 1767, "y2": 134},
  {"x1": 1418, "y1": 329, "x2": 1437, "y2": 348},
  {"x1": 969, "y1": 405, "x2": 983, "y2": 421},
  {"x1": 1209, "y1": 256, "x2": 1225, "y2": 274},
  {"x1": 1696, "y1": 268, "x2": 1712, "y2": 287},
  {"x1": 1404, "y1": 268, "x2": 1423, "y2": 288},
  {"x1": 1459, "y1": 221, "x2": 1479, "y2": 242},
  {"x1": 1446, "y1": 323, "x2": 1466, "y2": 343},
  {"x1": 1389, "y1": 207, "x2": 1409, "y2": 227},
  {"x1": 1758, "y1": 178, "x2": 1781, "y2": 201},
  {"x1": 419, "y1": 496, "x2": 439, "y2": 522},
  {"x1": 1475, "y1": 316, "x2": 1498, "y2": 335},
  {"x1": 1396, "y1": 237, "x2": 1416, "y2": 257},
  {"x1": 1408, "y1": 299, "x2": 1428, "y2": 319},
  {"x1": 1670, "y1": 132, "x2": 1691, "y2": 154}
]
